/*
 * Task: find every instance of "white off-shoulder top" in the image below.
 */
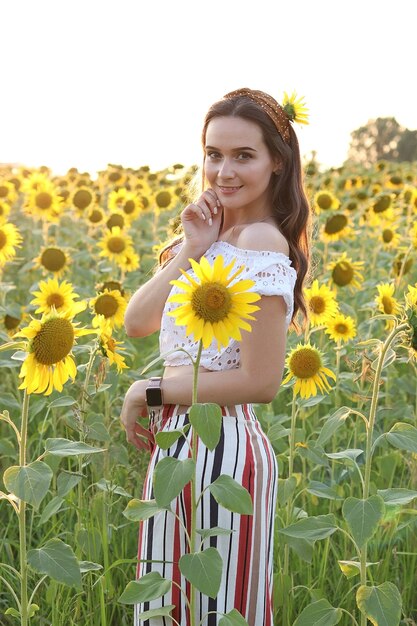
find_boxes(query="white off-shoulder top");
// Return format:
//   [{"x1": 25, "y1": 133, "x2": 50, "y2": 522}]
[{"x1": 159, "y1": 240, "x2": 297, "y2": 371}]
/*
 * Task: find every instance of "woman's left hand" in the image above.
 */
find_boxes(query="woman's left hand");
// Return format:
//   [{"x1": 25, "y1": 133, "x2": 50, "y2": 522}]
[{"x1": 120, "y1": 380, "x2": 154, "y2": 451}]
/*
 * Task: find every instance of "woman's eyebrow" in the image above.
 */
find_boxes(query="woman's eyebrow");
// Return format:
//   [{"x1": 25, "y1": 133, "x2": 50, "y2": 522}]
[{"x1": 205, "y1": 145, "x2": 258, "y2": 152}]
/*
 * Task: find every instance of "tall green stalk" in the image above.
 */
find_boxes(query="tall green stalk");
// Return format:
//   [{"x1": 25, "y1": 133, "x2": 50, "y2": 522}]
[
  {"x1": 359, "y1": 321, "x2": 408, "y2": 626},
  {"x1": 19, "y1": 390, "x2": 30, "y2": 626},
  {"x1": 282, "y1": 390, "x2": 297, "y2": 626},
  {"x1": 189, "y1": 339, "x2": 203, "y2": 626}
]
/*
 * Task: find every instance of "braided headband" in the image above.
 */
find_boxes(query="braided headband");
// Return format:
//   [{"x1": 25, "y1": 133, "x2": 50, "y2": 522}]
[{"x1": 223, "y1": 88, "x2": 308, "y2": 145}]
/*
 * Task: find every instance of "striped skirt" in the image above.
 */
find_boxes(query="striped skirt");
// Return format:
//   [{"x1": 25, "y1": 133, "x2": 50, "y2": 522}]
[{"x1": 134, "y1": 403, "x2": 278, "y2": 626}]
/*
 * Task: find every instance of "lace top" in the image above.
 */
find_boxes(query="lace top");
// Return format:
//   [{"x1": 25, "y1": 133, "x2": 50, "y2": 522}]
[{"x1": 159, "y1": 240, "x2": 297, "y2": 371}]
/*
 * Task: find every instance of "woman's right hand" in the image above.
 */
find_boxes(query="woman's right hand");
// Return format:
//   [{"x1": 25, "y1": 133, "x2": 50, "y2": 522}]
[{"x1": 180, "y1": 189, "x2": 223, "y2": 254}]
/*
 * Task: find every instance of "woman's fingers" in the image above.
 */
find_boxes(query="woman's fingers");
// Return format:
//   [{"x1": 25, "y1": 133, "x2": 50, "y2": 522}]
[{"x1": 186, "y1": 190, "x2": 221, "y2": 225}]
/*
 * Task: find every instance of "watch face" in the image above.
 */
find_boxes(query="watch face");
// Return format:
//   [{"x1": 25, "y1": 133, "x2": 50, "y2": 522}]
[{"x1": 146, "y1": 386, "x2": 163, "y2": 407}]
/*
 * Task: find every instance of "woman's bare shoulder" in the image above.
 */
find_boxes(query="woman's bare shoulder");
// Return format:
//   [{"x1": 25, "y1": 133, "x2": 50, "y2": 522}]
[{"x1": 236, "y1": 222, "x2": 290, "y2": 256}]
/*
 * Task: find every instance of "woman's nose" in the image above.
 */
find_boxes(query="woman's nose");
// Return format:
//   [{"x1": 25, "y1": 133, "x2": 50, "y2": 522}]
[{"x1": 218, "y1": 158, "x2": 235, "y2": 178}]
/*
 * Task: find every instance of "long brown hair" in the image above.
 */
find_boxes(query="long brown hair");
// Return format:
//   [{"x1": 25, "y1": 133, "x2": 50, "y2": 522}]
[{"x1": 160, "y1": 92, "x2": 313, "y2": 333}]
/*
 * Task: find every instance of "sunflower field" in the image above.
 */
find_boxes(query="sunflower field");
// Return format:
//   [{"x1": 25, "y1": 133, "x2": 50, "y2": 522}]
[{"x1": 0, "y1": 158, "x2": 417, "y2": 626}]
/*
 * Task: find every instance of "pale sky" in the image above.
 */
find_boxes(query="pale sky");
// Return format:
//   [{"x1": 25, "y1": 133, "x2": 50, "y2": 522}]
[{"x1": 2, "y1": 0, "x2": 416, "y2": 176}]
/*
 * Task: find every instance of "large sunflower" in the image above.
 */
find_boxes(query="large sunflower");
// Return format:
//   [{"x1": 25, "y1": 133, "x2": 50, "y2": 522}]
[
  {"x1": 30, "y1": 278, "x2": 86, "y2": 316},
  {"x1": 0, "y1": 222, "x2": 23, "y2": 267},
  {"x1": 24, "y1": 183, "x2": 64, "y2": 222},
  {"x1": 322, "y1": 213, "x2": 353, "y2": 242},
  {"x1": 167, "y1": 254, "x2": 261, "y2": 350},
  {"x1": 304, "y1": 279, "x2": 339, "y2": 326},
  {"x1": 13, "y1": 309, "x2": 94, "y2": 395},
  {"x1": 325, "y1": 313, "x2": 357, "y2": 343},
  {"x1": 90, "y1": 288, "x2": 127, "y2": 329},
  {"x1": 327, "y1": 252, "x2": 364, "y2": 292},
  {"x1": 97, "y1": 226, "x2": 135, "y2": 264},
  {"x1": 282, "y1": 342, "x2": 336, "y2": 398}
]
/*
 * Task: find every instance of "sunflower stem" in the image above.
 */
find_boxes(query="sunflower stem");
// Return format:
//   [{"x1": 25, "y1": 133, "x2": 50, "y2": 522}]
[
  {"x1": 359, "y1": 320, "x2": 409, "y2": 625},
  {"x1": 189, "y1": 339, "x2": 203, "y2": 626},
  {"x1": 282, "y1": 390, "x2": 297, "y2": 625},
  {"x1": 19, "y1": 389, "x2": 30, "y2": 626}
]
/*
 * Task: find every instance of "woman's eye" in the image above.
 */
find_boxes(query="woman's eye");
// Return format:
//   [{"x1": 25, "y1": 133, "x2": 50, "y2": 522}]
[
  {"x1": 207, "y1": 151, "x2": 221, "y2": 159},
  {"x1": 237, "y1": 152, "x2": 252, "y2": 160}
]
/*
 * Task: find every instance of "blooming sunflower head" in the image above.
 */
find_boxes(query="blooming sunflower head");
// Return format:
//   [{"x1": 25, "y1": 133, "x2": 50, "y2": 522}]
[
  {"x1": 281, "y1": 91, "x2": 309, "y2": 125},
  {"x1": 35, "y1": 246, "x2": 70, "y2": 277},
  {"x1": 97, "y1": 226, "x2": 134, "y2": 264},
  {"x1": 327, "y1": 252, "x2": 364, "y2": 292},
  {"x1": 282, "y1": 341, "x2": 336, "y2": 399},
  {"x1": 0, "y1": 222, "x2": 23, "y2": 267},
  {"x1": 304, "y1": 279, "x2": 339, "y2": 326},
  {"x1": 324, "y1": 313, "x2": 357, "y2": 343},
  {"x1": 167, "y1": 254, "x2": 261, "y2": 350},
  {"x1": 90, "y1": 288, "x2": 127, "y2": 329},
  {"x1": 13, "y1": 309, "x2": 94, "y2": 395},
  {"x1": 30, "y1": 278, "x2": 86, "y2": 316},
  {"x1": 313, "y1": 190, "x2": 340, "y2": 214},
  {"x1": 375, "y1": 283, "x2": 402, "y2": 329}
]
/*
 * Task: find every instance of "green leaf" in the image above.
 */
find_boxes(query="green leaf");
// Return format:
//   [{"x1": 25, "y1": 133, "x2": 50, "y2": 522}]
[
  {"x1": 356, "y1": 582, "x2": 402, "y2": 626},
  {"x1": 317, "y1": 406, "x2": 351, "y2": 446},
  {"x1": 279, "y1": 514, "x2": 338, "y2": 541},
  {"x1": 219, "y1": 608, "x2": 249, "y2": 625},
  {"x1": 136, "y1": 605, "x2": 176, "y2": 620},
  {"x1": 196, "y1": 526, "x2": 234, "y2": 540},
  {"x1": 27, "y1": 538, "x2": 81, "y2": 588},
  {"x1": 296, "y1": 442, "x2": 329, "y2": 467},
  {"x1": 179, "y1": 547, "x2": 222, "y2": 598},
  {"x1": 209, "y1": 475, "x2": 253, "y2": 515},
  {"x1": 307, "y1": 481, "x2": 343, "y2": 501},
  {"x1": 377, "y1": 488, "x2": 417, "y2": 505},
  {"x1": 386, "y1": 422, "x2": 417, "y2": 453},
  {"x1": 338, "y1": 560, "x2": 378, "y2": 579},
  {"x1": 293, "y1": 599, "x2": 342, "y2": 625},
  {"x1": 155, "y1": 429, "x2": 186, "y2": 449},
  {"x1": 118, "y1": 572, "x2": 171, "y2": 604},
  {"x1": 47, "y1": 396, "x2": 77, "y2": 408},
  {"x1": 280, "y1": 534, "x2": 313, "y2": 563},
  {"x1": 123, "y1": 498, "x2": 162, "y2": 521},
  {"x1": 79, "y1": 561, "x2": 103, "y2": 572},
  {"x1": 189, "y1": 402, "x2": 222, "y2": 451},
  {"x1": 39, "y1": 496, "x2": 65, "y2": 524},
  {"x1": 4, "y1": 461, "x2": 53, "y2": 509},
  {"x1": 44, "y1": 438, "x2": 106, "y2": 456},
  {"x1": 95, "y1": 478, "x2": 131, "y2": 497},
  {"x1": 342, "y1": 495, "x2": 385, "y2": 548},
  {"x1": 57, "y1": 471, "x2": 83, "y2": 496},
  {"x1": 277, "y1": 476, "x2": 297, "y2": 507},
  {"x1": 153, "y1": 457, "x2": 195, "y2": 508},
  {"x1": 5, "y1": 607, "x2": 20, "y2": 618},
  {"x1": 325, "y1": 449, "x2": 363, "y2": 462}
]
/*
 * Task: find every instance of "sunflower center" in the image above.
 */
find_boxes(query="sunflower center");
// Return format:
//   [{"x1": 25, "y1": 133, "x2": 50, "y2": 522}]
[
  {"x1": 32, "y1": 318, "x2": 75, "y2": 365},
  {"x1": 73, "y1": 189, "x2": 93, "y2": 210},
  {"x1": 124, "y1": 200, "x2": 135, "y2": 214},
  {"x1": 0, "y1": 186, "x2": 8, "y2": 198},
  {"x1": 382, "y1": 228, "x2": 393, "y2": 243},
  {"x1": 309, "y1": 296, "x2": 326, "y2": 314},
  {"x1": 381, "y1": 296, "x2": 393, "y2": 314},
  {"x1": 107, "y1": 214, "x2": 125, "y2": 230},
  {"x1": 4, "y1": 314, "x2": 21, "y2": 330},
  {"x1": 317, "y1": 193, "x2": 332, "y2": 210},
  {"x1": 289, "y1": 348, "x2": 322, "y2": 379},
  {"x1": 332, "y1": 262, "x2": 354, "y2": 286},
  {"x1": 0, "y1": 230, "x2": 6, "y2": 249},
  {"x1": 373, "y1": 195, "x2": 391, "y2": 213},
  {"x1": 88, "y1": 209, "x2": 103, "y2": 223},
  {"x1": 95, "y1": 294, "x2": 119, "y2": 318},
  {"x1": 36, "y1": 192, "x2": 53, "y2": 210},
  {"x1": 156, "y1": 191, "x2": 171, "y2": 208},
  {"x1": 335, "y1": 323, "x2": 348, "y2": 334},
  {"x1": 325, "y1": 214, "x2": 348, "y2": 234},
  {"x1": 99, "y1": 280, "x2": 123, "y2": 295},
  {"x1": 107, "y1": 236, "x2": 126, "y2": 253},
  {"x1": 191, "y1": 282, "x2": 232, "y2": 322},
  {"x1": 41, "y1": 248, "x2": 67, "y2": 272},
  {"x1": 46, "y1": 293, "x2": 65, "y2": 308}
]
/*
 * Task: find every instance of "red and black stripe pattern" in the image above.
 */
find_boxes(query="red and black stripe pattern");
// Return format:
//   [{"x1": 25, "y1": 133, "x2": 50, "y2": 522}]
[{"x1": 135, "y1": 404, "x2": 277, "y2": 626}]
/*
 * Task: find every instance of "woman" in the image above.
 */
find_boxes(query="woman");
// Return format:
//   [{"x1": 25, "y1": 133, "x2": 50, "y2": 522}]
[{"x1": 121, "y1": 87, "x2": 312, "y2": 625}]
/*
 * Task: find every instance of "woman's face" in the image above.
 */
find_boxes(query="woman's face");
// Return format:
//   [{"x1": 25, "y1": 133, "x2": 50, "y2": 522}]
[{"x1": 204, "y1": 115, "x2": 278, "y2": 216}]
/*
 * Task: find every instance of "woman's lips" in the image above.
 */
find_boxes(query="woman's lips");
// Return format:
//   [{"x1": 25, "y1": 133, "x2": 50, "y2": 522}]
[{"x1": 218, "y1": 186, "x2": 242, "y2": 194}]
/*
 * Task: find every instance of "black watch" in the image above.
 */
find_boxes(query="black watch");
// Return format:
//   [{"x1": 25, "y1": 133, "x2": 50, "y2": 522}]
[{"x1": 145, "y1": 377, "x2": 163, "y2": 409}]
